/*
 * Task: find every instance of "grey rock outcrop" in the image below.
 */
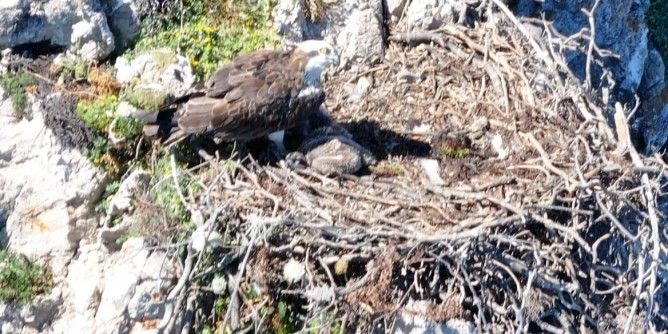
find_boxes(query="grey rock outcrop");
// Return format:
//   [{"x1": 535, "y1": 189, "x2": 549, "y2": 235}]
[
  {"x1": 115, "y1": 49, "x2": 195, "y2": 99},
  {"x1": 273, "y1": 0, "x2": 385, "y2": 65},
  {"x1": 104, "y1": 0, "x2": 142, "y2": 50},
  {"x1": 518, "y1": 0, "x2": 668, "y2": 155},
  {"x1": 406, "y1": 0, "x2": 465, "y2": 30},
  {"x1": 0, "y1": 80, "x2": 177, "y2": 334},
  {"x1": 0, "y1": 0, "x2": 115, "y2": 61}
]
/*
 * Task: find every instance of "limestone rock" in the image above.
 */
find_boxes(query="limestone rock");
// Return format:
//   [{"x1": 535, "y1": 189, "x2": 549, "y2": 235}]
[
  {"x1": 127, "y1": 281, "x2": 165, "y2": 321},
  {"x1": 273, "y1": 0, "x2": 383, "y2": 66},
  {"x1": 0, "y1": 0, "x2": 115, "y2": 61},
  {"x1": 335, "y1": 1, "x2": 384, "y2": 64},
  {"x1": 392, "y1": 300, "x2": 475, "y2": 334},
  {"x1": 94, "y1": 238, "x2": 150, "y2": 332},
  {"x1": 115, "y1": 49, "x2": 194, "y2": 99},
  {"x1": 0, "y1": 108, "x2": 104, "y2": 261},
  {"x1": 105, "y1": 169, "x2": 150, "y2": 222},
  {"x1": 639, "y1": 49, "x2": 666, "y2": 99},
  {"x1": 0, "y1": 0, "x2": 30, "y2": 48},
  {"x1": 407, "y1": 0, "x2": 462, "y2": 30},
  {"x1": 104, "y1": 0, "x2": 141, "y2": 50}
]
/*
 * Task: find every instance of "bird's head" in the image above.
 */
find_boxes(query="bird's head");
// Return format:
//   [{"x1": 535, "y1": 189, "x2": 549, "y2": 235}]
[
  {"x1": 286, "y1": 151, "x2": 308, "y2": 170},
  {"x1": 295, "y1": 40, "x2": 340, "y2": 86}
]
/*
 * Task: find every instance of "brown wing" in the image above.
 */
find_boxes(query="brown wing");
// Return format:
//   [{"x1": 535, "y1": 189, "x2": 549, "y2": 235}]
[
  {"x1": 174, "y1": 50, "x2": 321, "y2": 142},
  {"x1": 204, "y1": 49, "x2": 287, "y2": 98}
]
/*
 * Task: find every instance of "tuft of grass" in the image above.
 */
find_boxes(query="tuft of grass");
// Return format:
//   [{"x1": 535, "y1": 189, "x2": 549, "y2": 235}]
[
  {"x1": 370, "y1": 162, "x2": 405, "y2": 177},
  {"x1": 439, "y1": 146, "x2": 471, "y2": 159},
  {"x1": 0, "y1": 250, "x2": 53, "y2": 305},
  {"x1": 0, "y1": 72, "x2": 38, "y2": 117}
]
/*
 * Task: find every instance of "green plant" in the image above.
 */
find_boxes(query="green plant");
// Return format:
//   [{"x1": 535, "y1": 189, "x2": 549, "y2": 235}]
[
  {"x1": 370, "y1": 162, "x2": 405, "y2": 177},
  {"x1": 0, "y1": 250, "x2": 53, "y2": 305},
  {"x1": 76, "y1": 94, "x2": 119, "y2": 134},
  {"x1": 0, "y1": 73, "x2": 37, "y2": 116},
  {"x1": 150, "y1": 155, "x2": 200, "y2": 223},
  {"x1": 271, "y1": 301, "x2": 301, "y2": 334},
  {"x1": 122, "y1": 86, "x2": 170, "y2": 111},
  {"x1": 131, "y1": 2, "x2": 279, "y2": 80},
  {"x1": 60, "y1": 57, "x2": 89, "y2": 81},
  {"x1": 95, "y1": 180, "x2": 121, "y2": 214},
  {"x1": 439, "y1": 146, "x2": 471, "y2": 158}
]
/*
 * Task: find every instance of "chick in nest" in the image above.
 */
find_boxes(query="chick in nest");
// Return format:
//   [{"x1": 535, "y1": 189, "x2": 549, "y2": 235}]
[{"x1": 286, "y1": 125, "x2": 377, "y2": 175}]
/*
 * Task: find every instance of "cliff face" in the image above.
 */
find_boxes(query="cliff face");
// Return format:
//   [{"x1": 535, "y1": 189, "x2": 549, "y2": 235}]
[{"x1": 1, "y1": 0, "x2": 668, "y2": 333}]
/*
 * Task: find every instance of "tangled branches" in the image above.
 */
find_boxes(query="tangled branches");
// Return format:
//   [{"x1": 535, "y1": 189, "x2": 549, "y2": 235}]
[{"x1": 158, "y1": 1, "x2": 668, "y2": 333}]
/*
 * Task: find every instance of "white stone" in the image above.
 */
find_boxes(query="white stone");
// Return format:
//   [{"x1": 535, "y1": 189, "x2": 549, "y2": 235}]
[
  {"x1": 283, "y1": 258, "x2": 306, "y2": 284},
  {"x1": 114, "y1": 56, "x2": 136, "y2": 84},
  {"x1": 106, "y1": 169, "x2": 150, "y2": 219},
  {"x1": 491, "y1": 134, "x2": 508, "y2": 159},
  {"x1": 392, "y1": 300, "x2": 475, "y2": 334},
  {"x1": 94, "y1": 238, "x2": 149, "y2": 330},
  {"x1": 211, "y1": 275, "x2": 228, "y2": 295},
  {"x1": 114, "y1": 50, "x2": 194, "y2": 97},
  {"x1": 387, "y1": 0, "x2": 408, "y2": 18},
  {"x1": 191, "y1": 225, "x2": 225, "y2": 253},
  {"x1": 65, "y1": 245, "x2": 105, "y2": 312},
  {"x1": 418, "y1": 159, "x2": 446, "y2": 186},
  {"x1": 127, "y1": 281, "x2": 165, "y2": 321},
  {"x1": 407, "y1": 0, "x2": 458, "y2": 30}
]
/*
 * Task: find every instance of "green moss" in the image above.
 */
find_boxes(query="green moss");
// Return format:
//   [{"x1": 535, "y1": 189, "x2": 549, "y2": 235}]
[
  {"x1": 122, "y1": 86, "x2": 170, "y2": 111},
  {"x1": 0, "y1": 73, "x2": 37, "y2": 117},
  {"x1": 0, "y1": 251, "x2": 53, "y2": 305}
]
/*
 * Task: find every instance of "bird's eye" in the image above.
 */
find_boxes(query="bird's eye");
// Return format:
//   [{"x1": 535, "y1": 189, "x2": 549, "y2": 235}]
[{"x1": 319, "y1": 47, "x2": 329, "y2": 55}]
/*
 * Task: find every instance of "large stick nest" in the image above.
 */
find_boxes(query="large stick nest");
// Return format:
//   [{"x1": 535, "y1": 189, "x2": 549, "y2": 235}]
[{"x1": 160, "y1": 2, "x2": 668, "y2": 333}]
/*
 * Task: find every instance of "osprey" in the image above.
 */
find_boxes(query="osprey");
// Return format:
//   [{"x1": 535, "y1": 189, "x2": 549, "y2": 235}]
[
  {"x1": 143, "y1": 40, "x2": 341, "y2": 152},
  {"x1": 286, "y1": 125, "x2": 377, "y2": 175}
]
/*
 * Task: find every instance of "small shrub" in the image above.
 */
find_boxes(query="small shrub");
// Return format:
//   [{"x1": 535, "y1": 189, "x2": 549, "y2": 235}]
[
  {"x1": 0, "y1": 250, "x2": 53, "y2": 305},
  {"x1": 76, "y1": 94, "x2": 119, "y2": 134},
  {"x1": 87, "y1": 67, "x2": 122, "y2": 96},
  {"x1": 0, "y1": 72, "x2": 37, "y2": 116}
]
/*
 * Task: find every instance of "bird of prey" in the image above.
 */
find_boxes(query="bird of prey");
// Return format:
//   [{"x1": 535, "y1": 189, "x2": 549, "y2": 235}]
[
  {"x1": 286, "y1": 125, "x2": 377, "y2": 175},
  {"x1": 143, "y1": 40, "x2": 341, "y2": 153}
]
